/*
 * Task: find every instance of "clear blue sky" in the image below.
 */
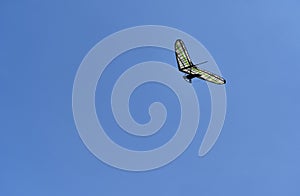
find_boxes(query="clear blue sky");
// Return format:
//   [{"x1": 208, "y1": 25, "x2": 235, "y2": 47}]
[{"x1": 1, "y1": 0, "x2": 300, "y2": 195}]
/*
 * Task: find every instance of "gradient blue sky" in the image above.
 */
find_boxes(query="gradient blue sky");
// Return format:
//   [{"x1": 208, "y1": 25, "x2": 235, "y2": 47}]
[{"x1": 1, "y1": 1, "x2": 300, "y2": 195}]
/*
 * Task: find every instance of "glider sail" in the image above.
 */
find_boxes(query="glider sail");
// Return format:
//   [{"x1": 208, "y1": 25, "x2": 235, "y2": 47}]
[
  {"x1": 188, "y1": 67, "x2": 226, "y2": 85},
  {"x1": 175, "y1": 39, "x2": 193, "y2": 70},
  {"x1": 175, "y1": 39, "x2": 226, "y2": 85}
]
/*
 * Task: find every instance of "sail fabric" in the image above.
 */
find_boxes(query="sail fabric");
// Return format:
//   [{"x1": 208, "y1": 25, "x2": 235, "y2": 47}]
[{"x1": 175, "y1": 39, "x2": 193, "y2": 70}]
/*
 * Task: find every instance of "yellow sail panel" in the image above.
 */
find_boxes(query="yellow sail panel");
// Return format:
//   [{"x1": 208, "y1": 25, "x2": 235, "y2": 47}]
[{"x1": 175, "y1": 39, "x2": 193, "y2": 70}]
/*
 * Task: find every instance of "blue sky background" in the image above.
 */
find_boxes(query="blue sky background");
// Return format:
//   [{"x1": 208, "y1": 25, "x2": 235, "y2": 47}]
[{"x1": 1, "y1": 0, "x2": 300, "y2": 195}]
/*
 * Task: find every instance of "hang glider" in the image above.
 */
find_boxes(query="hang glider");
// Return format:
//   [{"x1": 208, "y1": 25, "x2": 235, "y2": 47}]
[{"x1": 175, "y1": 39, "x2": 226, "y2": 85}]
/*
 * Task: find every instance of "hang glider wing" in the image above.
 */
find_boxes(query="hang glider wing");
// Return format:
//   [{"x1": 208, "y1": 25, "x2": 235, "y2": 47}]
[
  {"x1": 190, "y1": 67, "x2": 226, "y2": 85},
  {"x1": 175, "y1": 39, "x2": 193, "y2": 70}
]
